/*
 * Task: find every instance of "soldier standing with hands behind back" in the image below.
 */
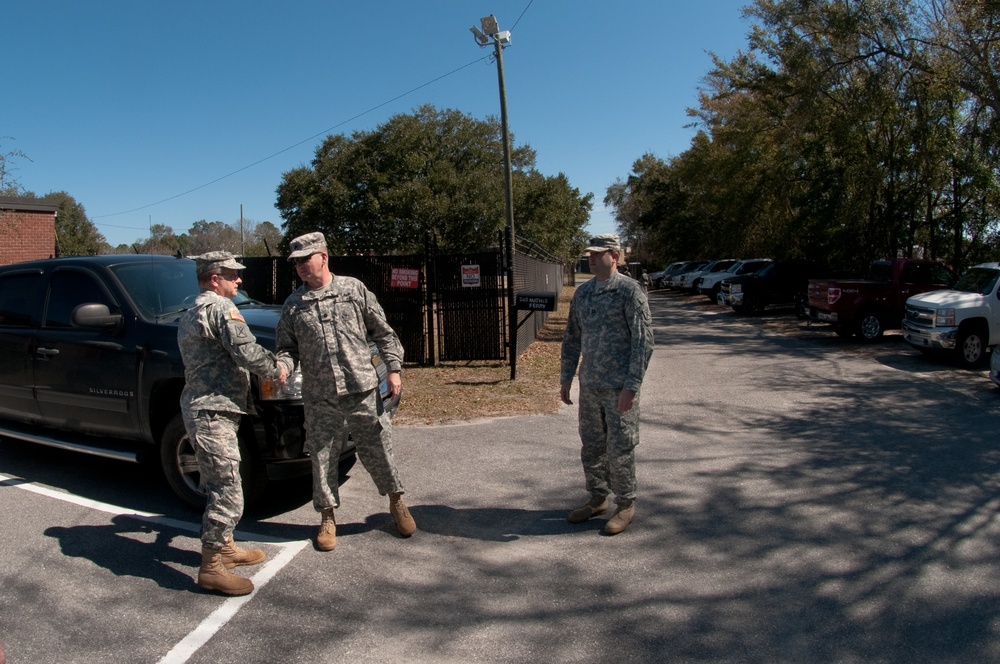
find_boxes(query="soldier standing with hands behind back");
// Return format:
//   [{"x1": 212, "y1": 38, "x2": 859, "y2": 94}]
[
  {"x1": 561, "y1": 234, "x2": 653, "y2": 535},
  {"x1": 178, "y1": 251, "x2": 288, "y2": 596}
]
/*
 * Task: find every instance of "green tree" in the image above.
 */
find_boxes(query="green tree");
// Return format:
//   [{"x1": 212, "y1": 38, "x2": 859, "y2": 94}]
[
  {"x1": 276, "y1": 105, "x2": 591, "y2": 259},
  {"x1": 611, "y1": 0, "x2": 999, "y2": 271},
  {"x1": 605, "y1": 153, "x2": 697, "y2": 264},
  {"x1": 0, "y1": 137, "x2": 29, "y2": 196},
  {"x1": 186, "y1": 220, "x2": 241, "y2": 255},
  {"x1": 46, "y1": 191, "x2": 106, "y2": 256},
  {"x1": 132, "y1": 224, "x2": 182, "y2": 255},
  {"x1": 513, "y1": 171, "x2": 592, "y2": 261},
  {"x1": 246, "y1": 220, "x2": 283, "y2": 256}
]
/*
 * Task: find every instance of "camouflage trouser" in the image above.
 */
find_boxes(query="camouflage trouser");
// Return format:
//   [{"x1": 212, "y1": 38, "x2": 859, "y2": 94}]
[
  {"x1": 181, "y1": 406, "x2": 243, "y2": 548},
  {"x1": 577, "y1": 386, "x2": 639, "y2": 504},
  {"x1": 304, "y1": 387, "x2": 404, "y2": 511}
]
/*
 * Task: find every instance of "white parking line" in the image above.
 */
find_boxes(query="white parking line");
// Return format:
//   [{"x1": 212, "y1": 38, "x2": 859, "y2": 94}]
[
  {"x1": 158, "y1": 540, "x2": 308, "y2": 664},
  {"x1": 0, "y1": 473, "x2": 308, "y2": 664}
]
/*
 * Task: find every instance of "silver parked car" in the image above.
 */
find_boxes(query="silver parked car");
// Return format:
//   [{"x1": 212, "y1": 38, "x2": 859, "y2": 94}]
[{"x1": 678, "y1": 259, "x2": 738, "y2": 294}]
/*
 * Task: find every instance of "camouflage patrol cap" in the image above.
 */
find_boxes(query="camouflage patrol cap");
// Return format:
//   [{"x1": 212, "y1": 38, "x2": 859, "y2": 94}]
[
  {"x1": 190, "y1": 251, "x2": 246, "y2": 275},
  {"x1": 288, "y1": 232, "x2": 328, "y2": 260},
  {"x1": 585, "y1": 234, "x2": 621, "y2": 253}
]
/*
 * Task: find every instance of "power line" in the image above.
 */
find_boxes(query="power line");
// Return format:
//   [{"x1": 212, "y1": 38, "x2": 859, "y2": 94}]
[
  {"x1": 93, "y1": 56, "x2": 489, "y2": 220},
  {"x1": 510, "y1": 0, "x2": 534, "y2": 31},
  {"x1": 92, "y1": 0, "x2": 535, "y2": 229}
]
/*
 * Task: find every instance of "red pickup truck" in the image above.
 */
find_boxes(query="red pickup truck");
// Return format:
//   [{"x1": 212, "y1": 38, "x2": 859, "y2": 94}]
[{"x1": 806, "y1": 258, "x2": 958, "y2": 341}]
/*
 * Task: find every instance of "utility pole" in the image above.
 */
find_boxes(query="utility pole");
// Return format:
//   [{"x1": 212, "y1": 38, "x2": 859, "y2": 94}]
[{"x1": 470, "y1": 14, "x2": 518, "y2": 379}]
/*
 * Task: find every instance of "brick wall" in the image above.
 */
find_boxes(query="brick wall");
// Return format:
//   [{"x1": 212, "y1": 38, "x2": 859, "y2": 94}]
[{"x1": 0, "y1": 197, "x2": 58, "y2": 265}]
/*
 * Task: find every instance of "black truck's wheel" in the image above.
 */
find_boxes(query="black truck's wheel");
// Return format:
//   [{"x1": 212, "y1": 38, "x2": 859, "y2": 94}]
[{"x1": 159, "y1": 413, "x2": 266, "y2": 510}]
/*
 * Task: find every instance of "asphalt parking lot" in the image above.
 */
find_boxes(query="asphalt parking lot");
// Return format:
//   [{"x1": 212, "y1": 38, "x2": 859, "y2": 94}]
[{"x1": 3, "y1": 290, "x2": 1000, "y2": 663}]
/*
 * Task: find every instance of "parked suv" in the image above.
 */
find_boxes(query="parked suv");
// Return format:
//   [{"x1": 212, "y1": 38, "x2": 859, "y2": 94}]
[{"x1": 0, "y1": 254, "x2": 395, "y2": 507}]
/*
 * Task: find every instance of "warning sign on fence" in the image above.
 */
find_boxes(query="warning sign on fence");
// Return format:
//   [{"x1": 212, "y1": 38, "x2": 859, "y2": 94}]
[
  {"x1": 461, "y1": 264, "x2": 481, "y2": 288},
  {"x1": 391, "y1": 267, "x2": 420, "y2": 289}
]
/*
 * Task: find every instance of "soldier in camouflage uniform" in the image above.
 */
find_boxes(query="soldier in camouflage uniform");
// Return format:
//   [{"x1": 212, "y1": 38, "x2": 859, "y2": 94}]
[
  {"x1": 178, "y1": 251, "x2": 288, "y2": 595},
  {"x1": 560, "y1": 234, "x2": 654, "y2": 535},
  {"x1": 275, "y1": 232, "x2": 415, "y2": 552}
]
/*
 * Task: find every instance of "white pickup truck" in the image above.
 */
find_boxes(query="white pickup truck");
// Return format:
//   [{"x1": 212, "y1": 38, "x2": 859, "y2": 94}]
[{"x1": 901, "y1": 262, "x2": 1000, "y2": 368}]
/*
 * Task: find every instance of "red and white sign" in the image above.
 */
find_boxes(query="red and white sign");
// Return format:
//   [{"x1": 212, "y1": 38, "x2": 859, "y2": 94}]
[
  {"x1": 462, "y1": 264, "x2": 481, "y2": 288},
  {"x1": 391, "y1": 267, "x2": 420, "y2": 289}
]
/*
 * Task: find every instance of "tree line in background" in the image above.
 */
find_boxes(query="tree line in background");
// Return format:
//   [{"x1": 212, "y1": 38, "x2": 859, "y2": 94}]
[
  {"x1": 2, "y1": 104, "x2": 593, "y2": 264},
  {"x1": 122, "y1": 219, "x2": 284, "y2": 257},
  {"x1": 608, "y1": 0, "x2": 1000, "y2": 274},
  {"x1": 1, "y1": 171, "x2": 286, "y2": 258},
  {"x1": 3, "y1": 190, "x2": 286, "y2": 259}
]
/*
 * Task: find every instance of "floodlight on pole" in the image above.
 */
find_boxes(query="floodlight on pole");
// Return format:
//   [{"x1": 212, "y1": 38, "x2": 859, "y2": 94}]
[
  {"x1": 469, "y1": 25, "x2": 489, "y2": 46},
  {"x1": 480, "y1": 14, "x2": 499, "y2": 36},
  {"x1": 469, "y1": 13, "x2": 519, "y2": 379}
]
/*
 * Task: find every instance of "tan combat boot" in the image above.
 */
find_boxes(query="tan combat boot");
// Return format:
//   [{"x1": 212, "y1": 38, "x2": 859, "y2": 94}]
[
  {"x1": 198, "y1": 546, "x2": 254, "y2": 596},
  {"x1": 567, "y1": 495, "x2": 610, "y2": 523},
  {"x1": 389, "y1": 493, "x2": 416, "y2": 537},
  {"x1": 219, "y1": 535, "x2": 266, "y2": 569},
  {"x1": 316, "y1": 508, "x2": 337, "y2": 551},
  {"x1": 603, "y1": 500, "x2": 636, "y2": 535}
]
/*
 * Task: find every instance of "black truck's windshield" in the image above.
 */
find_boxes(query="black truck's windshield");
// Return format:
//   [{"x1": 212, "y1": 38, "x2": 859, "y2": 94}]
[{"x1": 110, "y1": 259, "x2": 199, "y2": 320}]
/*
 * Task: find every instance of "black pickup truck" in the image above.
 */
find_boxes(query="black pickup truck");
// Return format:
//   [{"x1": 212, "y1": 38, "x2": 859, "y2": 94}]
[
  {"x1": 720, "y1": 259, "x2": 857, "y2": 316},
  {"x1": 0, "y1": 254, "x2": 388, "y2": 508}
]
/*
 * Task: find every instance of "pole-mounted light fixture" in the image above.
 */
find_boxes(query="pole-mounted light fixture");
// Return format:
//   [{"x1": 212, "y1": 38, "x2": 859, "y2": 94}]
[
  {"x1": 469, "y1": 24, "x2": 489, "y2": 46},
  {"x1": 469, "y1": 14, "x2": 518, "y2": 379}
]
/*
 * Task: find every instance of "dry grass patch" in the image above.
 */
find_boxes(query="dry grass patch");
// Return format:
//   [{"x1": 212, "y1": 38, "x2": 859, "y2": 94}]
[{"x1": 394, "y1": 285, "x2": 575, "y2": 425}]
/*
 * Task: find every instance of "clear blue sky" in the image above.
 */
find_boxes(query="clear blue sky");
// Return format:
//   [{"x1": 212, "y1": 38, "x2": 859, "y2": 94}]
[{"x1": 5, "y1": 1, "x2": 752, "y2": 249}]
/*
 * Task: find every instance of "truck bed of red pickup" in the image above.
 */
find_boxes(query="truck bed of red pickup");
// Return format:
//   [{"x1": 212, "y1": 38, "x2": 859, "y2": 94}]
[{"x1": 805, "y1": 258, "x2": 957, "y2": 341}]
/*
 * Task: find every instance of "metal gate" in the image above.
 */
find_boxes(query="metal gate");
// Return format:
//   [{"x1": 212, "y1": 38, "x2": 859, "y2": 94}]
[
  {"x1": 329, "y1": 255, "x2": 427, "y2": 365},
  {"x1": 430, "y1": 251, "x2": 506, "y2": 361},
  {"x1": 241, "y1": 249, "x2": 527, "y2": 365},
  {"x1": 239, "y1": 254, "x2": 426, "y2": 364}
]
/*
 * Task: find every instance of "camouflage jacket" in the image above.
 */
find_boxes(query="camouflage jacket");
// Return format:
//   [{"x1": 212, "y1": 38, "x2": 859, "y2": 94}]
[
  {"x1": 561, "y1": 271, "x2": 653, "y2": 392},
  {"x1": 275, "y1": 275, "x2": 403, "y2": 400},
  {"x1": 178, "y1": 290, "x2": 282, "y2": 414}
]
